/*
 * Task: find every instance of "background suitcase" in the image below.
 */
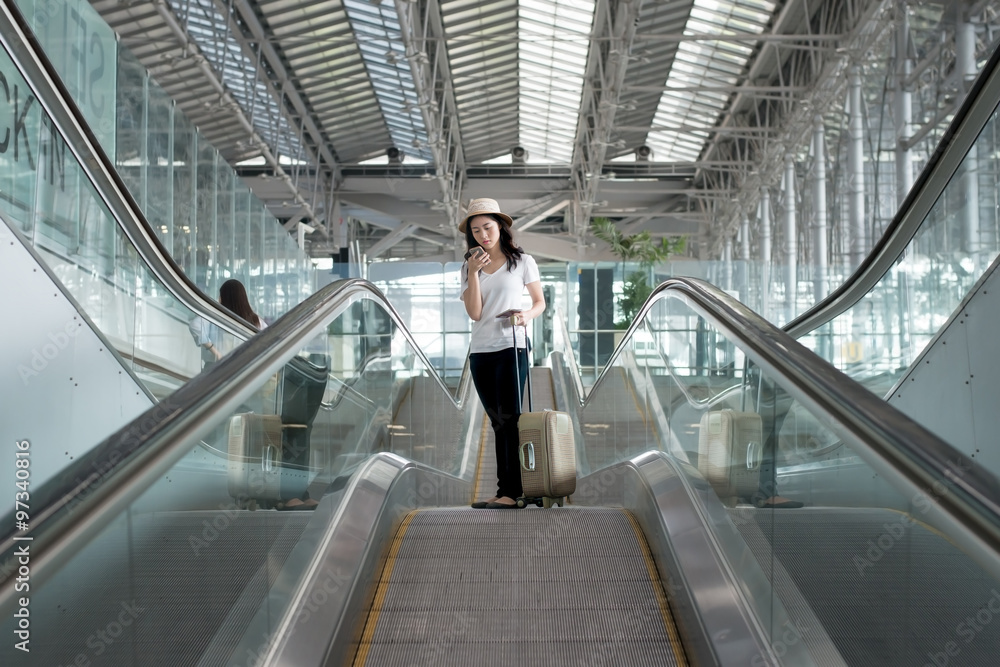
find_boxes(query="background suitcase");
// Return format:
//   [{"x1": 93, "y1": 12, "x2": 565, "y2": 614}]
[
  {"x1": 697, "y1": 409, "x2": 762, "y2": 504},
  {"x1": 278, "y1": 355, "x2": 329, "y2": 500},
  {"x1": 228, "y1": 413, "x2": 284, "y2": 507},
  {"x1": 508, "y1": 318, "x2": 577, "y2": 508}
]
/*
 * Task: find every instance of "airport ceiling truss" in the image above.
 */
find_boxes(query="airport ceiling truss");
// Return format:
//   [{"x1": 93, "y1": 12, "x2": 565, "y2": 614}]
[{"x1": 88, "y1": 0, "x2": 1000, "y2": 264}]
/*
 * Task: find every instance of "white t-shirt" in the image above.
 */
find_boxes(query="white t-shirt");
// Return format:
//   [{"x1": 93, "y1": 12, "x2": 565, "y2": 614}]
[{"x1": 461, "y1": 253, "x2": 540, "y2": 353}]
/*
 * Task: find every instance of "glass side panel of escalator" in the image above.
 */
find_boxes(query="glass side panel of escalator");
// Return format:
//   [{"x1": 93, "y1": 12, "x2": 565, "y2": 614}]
[
  {"x1": 582, "y1": 289, "x2": 1000, "y2": 665},
  {"x1": 0, "y1": 293, "x2": 474, "y2": 666}
]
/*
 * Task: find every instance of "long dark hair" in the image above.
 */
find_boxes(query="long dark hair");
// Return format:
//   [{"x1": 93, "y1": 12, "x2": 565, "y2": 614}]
[
  {"x1": 219, "y1": 279, "x2": 261, "y2": 327},
  {"x1": 464, "y1": 213, "x2": 523, "y2": 271}
]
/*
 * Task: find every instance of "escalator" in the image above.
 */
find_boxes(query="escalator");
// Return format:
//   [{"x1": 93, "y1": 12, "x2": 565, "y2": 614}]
[{"x1": 6, "y1": 269, "x2": 1000, "y2": 666}]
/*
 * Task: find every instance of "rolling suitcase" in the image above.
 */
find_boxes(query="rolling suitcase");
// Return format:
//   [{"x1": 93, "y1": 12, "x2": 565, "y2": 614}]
[
  {"x1": 697, "y1": 409, "x2": 762, "y2": 504},
  {"x1": 228, "y1": 413, "x2": 284, "y2": 508},
  {"x1": 509, "y1": 318, "x2": 576, "y2": 508},
  {"x1": 227, "y1": 413, "x2": 310, "y2": 509}
]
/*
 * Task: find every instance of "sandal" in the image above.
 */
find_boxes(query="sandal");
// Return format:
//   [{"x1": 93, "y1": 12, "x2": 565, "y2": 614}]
[
  {"x1": 485, "y1": 497, "x2": 521, "y2": 509},
  {"x1": 755, "y1": 496, "x2": 803, "y2": 509},
  {"x1": 471, "y1": 496, "x2": 499, "y2": 509},
  {"x1": 278, "y1": 498, "x2": 319, "y2": 511}
]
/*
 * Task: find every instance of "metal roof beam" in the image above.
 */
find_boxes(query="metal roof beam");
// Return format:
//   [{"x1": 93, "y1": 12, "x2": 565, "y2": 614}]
[
  {"x1": 150, "y1": 0, "x2": 320, "y2": 226},
  {"x1": 630, "y1": 31, "x2": 846, "y2": 43},
  {"x1": 518, "y1": 230, "x2": 609, "y2": 262},
  {"x1": 394, "y1": 0, "x2": 467, "y2": 233},
  {"x1": 624, "y1": 85, "x2": 809, "y2": 93},
  {"x1": 615, "y1": 124, "x2": 781, "y2": 135},
  {"x1": 226, "y1": 0, "x2": 345, "y2": 234},
  {"x1": 703, "y1": 0, "x2": 892, "y2": 256},
  {"x1": 515, "y1": 199, "x2": 571, "y2": 232},
  {"x1": 229, "y1": 0, "x2": 341, "y2": 177},
  {"x1": 366, "y1": 224, "x2": 420, "y2": 258},
  {"x1": 571, "y1": 0, "x2": 645, "y2": 238}
]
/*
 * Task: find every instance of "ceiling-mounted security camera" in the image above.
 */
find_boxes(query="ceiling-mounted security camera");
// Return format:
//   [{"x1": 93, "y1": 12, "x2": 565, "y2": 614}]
[
  {"x1": 386, "y1": 146, "x2": 404, "y2": 164},
  {"x1": 511, "y1": 145, "x2": 528, "y2": 164},
  {"x1": 635, "y1": 145, "x2": 652, "y2": 162}
]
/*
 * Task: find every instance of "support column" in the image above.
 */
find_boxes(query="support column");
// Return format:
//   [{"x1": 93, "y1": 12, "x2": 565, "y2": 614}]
[
  {"x1": 783, "y1": 154, "x2": 797, "y2": 321},
  {"x1": 759, "y1": 188, "x2": 772, "y2": 320},
  {"x1": 740, "y1": 213, "x2": 750, "y2": 303},
  {"x1": 848, "y1": 66, "x2": 866, "y2": 268},
  {"x1": 812, "y1": 116, "x2": 828, "y2": 303},
  {"x1": 759, "y1": 189, "x2": 772, "y2": 263},
  {"x1": 957, "y1": 17, "x2": 980, "y2": 254},
  {"x1": 722, "y1": 235, "x2": 733, "y2": 291},
  {"x1": 895, "y1": 8, "x2": 914, "y2": 205}
]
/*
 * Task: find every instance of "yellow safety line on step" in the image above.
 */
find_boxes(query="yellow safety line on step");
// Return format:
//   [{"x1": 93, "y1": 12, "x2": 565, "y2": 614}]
[
  {"x1": 622, "y1": 367, "x2": 649, "y2": 428},
  {"x1": 470, "y1": 413, "x2": 490, "y2": 503},
  {"x1": 624, "y1": 510, "x2": 689, "y2": 666},
  {"x1": 352, "y1": 511, "x2": 417, "y2": 666}
]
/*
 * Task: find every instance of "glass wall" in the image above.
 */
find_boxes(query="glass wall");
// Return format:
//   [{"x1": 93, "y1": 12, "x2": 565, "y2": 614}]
[
  {"x1": 795, "y1": 99, "x2": 1000, "y2": 394},
  {"x1": 369, "y1": 262, "x2": 470, "y2": 384},
  {"x1": 10, "y1": 0, "x2": 314, "y2": 322},
  {"x1": 0, "y1": 39, "x2": 244, "y2": 396}
]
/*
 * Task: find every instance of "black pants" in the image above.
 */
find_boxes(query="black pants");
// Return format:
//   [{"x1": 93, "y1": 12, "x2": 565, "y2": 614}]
[{"x1": 470, "y1": 347, "x2": 528, "y2": 499}]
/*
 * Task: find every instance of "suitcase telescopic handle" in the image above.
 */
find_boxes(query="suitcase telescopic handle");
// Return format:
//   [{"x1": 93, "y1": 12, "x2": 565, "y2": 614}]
[
  {"x1": 262, "y1": 446, "x2": 276, "y2": 472},
  {"x1": 520, "y1": 441, "x2": 536, "y2": 471},
  {"x1": 510, "y1": 316, "x2": 533, "y2": 412},
  {"x1": 746, "y1": 441, "x2": 760, "y2": 470}
]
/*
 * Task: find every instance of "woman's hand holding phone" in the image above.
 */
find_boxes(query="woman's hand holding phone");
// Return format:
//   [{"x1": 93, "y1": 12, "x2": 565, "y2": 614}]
[{"x1": 467, "y1": 246, "x2": 490, "y2": 271}]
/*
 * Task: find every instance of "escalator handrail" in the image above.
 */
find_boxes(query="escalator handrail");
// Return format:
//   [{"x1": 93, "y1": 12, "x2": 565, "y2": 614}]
[
  {"x1": 783, "y1": 33, "x2": 1000, "y2": 339},
  {"x1": 0, "y1": 278, "x2": 466, "y2": 612},
  {"x1": 588, "y1": 277, "x2": 1000, "y2": 565},
  {"x1": 551, "y1": 306, "x2": 587, "y2": 401},
  {"x1": 0, "y1": 0, "x2": 256, "y2": 340}
]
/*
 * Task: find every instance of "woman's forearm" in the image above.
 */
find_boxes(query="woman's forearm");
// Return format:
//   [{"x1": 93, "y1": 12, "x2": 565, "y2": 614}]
[
  {"x1": 523, "y1": 303, "x2": 545, "y2": 321},
  {"x1": 463, "y1": 270, "x2": 483, "y2": 321},
  {"x1": 519, "y1": 283, "x2": 546, "y2": 322}
]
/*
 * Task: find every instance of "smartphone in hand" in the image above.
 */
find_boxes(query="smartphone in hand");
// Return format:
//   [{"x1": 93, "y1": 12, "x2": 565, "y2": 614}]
[
  {"x1": 465, "y1": 246, "x2": 486, "y2": 261},
  {"x1": 496, "y1": 308, "x2": 519, "y2": 319}
]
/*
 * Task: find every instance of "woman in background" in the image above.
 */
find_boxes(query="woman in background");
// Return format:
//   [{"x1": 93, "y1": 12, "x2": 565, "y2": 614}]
[{"x1": 220, "y1": 279, "x2": 267, "y2": 329}]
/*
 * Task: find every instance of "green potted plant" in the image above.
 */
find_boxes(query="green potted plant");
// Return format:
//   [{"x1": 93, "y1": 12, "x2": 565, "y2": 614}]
[{"x1": 591, "y1": 217, "x2": 686, "y2": 329}]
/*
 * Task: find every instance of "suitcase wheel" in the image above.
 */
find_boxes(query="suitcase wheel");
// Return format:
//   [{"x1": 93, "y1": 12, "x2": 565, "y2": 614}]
[
  {"x1": 234, "y1": 496, "x2": 259, "y2": 511},
  {"x1": 517, "y1": 498, "x2": 526, "y2": 508}
]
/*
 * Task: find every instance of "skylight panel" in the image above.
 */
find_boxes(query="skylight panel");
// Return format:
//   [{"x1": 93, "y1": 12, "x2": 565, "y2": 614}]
[
  {"x1": 342, "y1": 0, "x2": 432, "y2": 161},
  {"x1": 517, "y1": 0, "x2": 595, "y2": 163},
  {"x1": 646, "y1": 0, "x2": 776, "y2": 162}
]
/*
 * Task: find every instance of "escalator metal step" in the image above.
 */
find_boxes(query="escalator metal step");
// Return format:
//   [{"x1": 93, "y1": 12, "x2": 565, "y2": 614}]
[{"x1": 355, "y1": 507, "x2": 687, "y2": 666}]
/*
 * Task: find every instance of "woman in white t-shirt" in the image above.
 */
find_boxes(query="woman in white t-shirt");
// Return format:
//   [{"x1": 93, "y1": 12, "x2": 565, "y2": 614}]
[{"x1": 460, "y1": 198, "x2": 545, "y2": 508}]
